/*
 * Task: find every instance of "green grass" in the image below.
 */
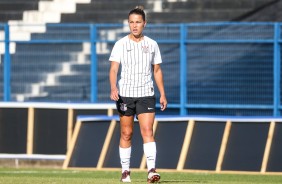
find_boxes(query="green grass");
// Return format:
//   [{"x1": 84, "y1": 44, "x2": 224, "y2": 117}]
[{"x1": 0, "y1": 168, "x2": 282, "y2": 184}]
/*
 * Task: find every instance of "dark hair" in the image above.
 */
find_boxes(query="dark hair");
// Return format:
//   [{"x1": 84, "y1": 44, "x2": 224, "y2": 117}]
[{"x1": 128, "y1": 6, "x2": 146, "y2": 21}]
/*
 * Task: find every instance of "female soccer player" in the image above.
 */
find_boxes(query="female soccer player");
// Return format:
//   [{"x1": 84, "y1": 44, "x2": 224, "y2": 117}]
[{"x1": 109, "y1": 6, "x2": 167, "y2": 183}]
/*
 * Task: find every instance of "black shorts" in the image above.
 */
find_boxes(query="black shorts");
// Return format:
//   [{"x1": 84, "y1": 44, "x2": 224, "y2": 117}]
[{"x1": 116, "y1": 95, "x2": 156, "y2": 116}]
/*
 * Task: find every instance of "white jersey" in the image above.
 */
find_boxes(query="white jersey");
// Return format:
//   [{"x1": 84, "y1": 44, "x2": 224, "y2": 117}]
[{"x1": 109, "y1": 35, "x2": 162, "y2": 97}]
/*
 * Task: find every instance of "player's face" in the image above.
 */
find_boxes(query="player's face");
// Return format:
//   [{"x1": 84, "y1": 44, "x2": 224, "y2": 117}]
[{"x1": 128, "y1": 14, "x2": 146, "y2": 37}]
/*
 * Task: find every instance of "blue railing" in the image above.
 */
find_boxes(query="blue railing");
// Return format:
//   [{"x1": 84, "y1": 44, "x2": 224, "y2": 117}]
[{"x1": 0, "y1": 22, "x2": 281, "y2": 116}]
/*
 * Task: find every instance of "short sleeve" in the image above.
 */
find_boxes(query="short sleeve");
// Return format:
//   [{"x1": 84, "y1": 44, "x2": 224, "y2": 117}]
[
  {"x1": 152, "y1": 42, "x2": 162, "y2": 65},
  {"x1": 109, "y1": 41, "x2": 121, "y2": 63}
]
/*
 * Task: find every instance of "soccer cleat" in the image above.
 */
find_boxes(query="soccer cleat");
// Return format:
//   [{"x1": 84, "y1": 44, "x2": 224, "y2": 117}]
[
  {"x1": 147, "y1": 168, "x2": 160, "y2": 183},
  {"x1": 120, "y1": 170, "x2": 131, "y2": 182}
]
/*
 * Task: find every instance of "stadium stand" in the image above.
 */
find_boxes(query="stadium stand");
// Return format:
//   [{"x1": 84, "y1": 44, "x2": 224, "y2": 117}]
[
  {"x1": 60, "y1": 0, "x2": 278, "y2": 23},
  {"x1": 0, "y1": 0, "x2": 47, "y2": 23},
  {"x1": 1, "y1": 0, "x2": 278, "y2": 24},
  {"x1": 0, "y1": 0, "x2": 280, "y2": 102},
  {"x1": 234, "y1": 0, "x2": 282, "y2": 21},
  {"x1": 61, "y1": 0, "x2": 148, "y2": 23},
  {"x1": 148, "y1": 0, "x2": 275, "y2": 23}
]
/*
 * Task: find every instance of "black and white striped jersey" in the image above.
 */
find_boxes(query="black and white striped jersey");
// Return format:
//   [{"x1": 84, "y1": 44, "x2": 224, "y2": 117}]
[{"x1": 109, "y1": 35, "x2": 162, "y2": 97}]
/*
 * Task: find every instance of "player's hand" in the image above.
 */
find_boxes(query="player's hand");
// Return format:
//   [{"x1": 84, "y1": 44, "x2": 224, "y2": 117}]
[
  {"x1": 110, "y1": 87, "x2": 119, "y2": 101},
  {"x1": 160, "y1": 95, "x2": 167, "y2": 111}
]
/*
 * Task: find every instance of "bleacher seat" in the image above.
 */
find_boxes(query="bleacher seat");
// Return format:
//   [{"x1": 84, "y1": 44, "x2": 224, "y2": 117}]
[
  {"x1": 60, "y1": 0, "x2": 275, "y2": 23},
  {"x1": 0, "y1": 0, "x2": 52, "y2": 23}
]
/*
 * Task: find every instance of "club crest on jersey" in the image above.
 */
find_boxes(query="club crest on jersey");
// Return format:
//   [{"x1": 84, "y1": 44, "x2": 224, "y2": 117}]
[
  {"x1": 142, "y1": 46, "x2": 150, "y2": 53},
  {"x1": 120, "y1": 103, "x2": 127, "y2": 111}
]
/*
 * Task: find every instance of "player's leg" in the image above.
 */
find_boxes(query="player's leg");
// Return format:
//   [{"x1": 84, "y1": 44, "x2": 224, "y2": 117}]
[
  {"x1": 120, "y1": 115, "x2": 134, "y2": 148},
  {"x1": 138, "y1": 113, "x2": 160, "y2": 183},
  {"x1": 119, "y1": 115, "x2": 134, "y2": 182},
  {"x1": 136, "y1": 96, "x2": 156, "y2": 143},
  {"x1": 116, "y1": 96, "x2": 136, "y2": 182},
  {"x1": 138, "y1": 112, "x2": 155, "y2": 143},
  {"x1": 137, "y1": 96, "x2": 160, "y2": 183}
]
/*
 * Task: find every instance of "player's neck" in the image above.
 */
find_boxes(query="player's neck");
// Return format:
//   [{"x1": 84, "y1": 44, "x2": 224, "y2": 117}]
[{"x1": 129, "y1": 34, "x2": 144, "y2": 42}]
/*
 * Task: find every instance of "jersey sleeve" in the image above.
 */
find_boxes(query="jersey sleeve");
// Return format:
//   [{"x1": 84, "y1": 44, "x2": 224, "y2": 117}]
[
  {"x1": 109, "y1": 41, "x2": 121, "y2": 63},
  {"x1": 152, "y1": 42, "x2": 162, "y2": 65}
]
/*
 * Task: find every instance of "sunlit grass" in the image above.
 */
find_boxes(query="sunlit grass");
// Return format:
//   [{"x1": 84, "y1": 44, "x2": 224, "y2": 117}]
[{"x1": 0, "y1": 168, "x2": 282, "y2": 184}]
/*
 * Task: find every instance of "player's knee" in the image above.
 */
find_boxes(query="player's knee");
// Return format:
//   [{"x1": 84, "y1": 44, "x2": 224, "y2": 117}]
[
  {"x1": 141, "y1": 126, "x2": 152, "y2": 133},
  {"x1": 141, "y1": 128, "x2": 153, "y2": 138},
  {"x1": 121, "y1": 131, "x2": 133, "y2": 141}
]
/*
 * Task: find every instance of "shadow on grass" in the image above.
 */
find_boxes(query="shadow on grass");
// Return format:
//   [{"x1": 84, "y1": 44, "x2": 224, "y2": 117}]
[
  {"x1": 133, "y1": 180, "x2": 207, "y2": 183},
  {"x1": 160, "y1": 180, "x2": 206, "y2": 183}
]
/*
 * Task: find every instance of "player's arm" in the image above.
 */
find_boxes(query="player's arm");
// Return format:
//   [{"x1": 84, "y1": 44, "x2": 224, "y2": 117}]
[
  {"x1": 153, "y1": 64, "x2": 167, "y2": 111},
  {"x1": 109, "y1": 61, "x2": 120, "y2": 101}
]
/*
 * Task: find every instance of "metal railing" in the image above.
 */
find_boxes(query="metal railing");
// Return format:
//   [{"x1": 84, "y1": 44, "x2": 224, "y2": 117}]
[{"x1": 0, "y1": 22, "x2": 281, "y2": 116}]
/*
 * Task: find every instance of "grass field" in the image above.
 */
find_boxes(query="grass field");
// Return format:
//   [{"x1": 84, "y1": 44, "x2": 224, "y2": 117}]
[{"x1": 1, "y1": 168, "x2": 282, "y2": 184}]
